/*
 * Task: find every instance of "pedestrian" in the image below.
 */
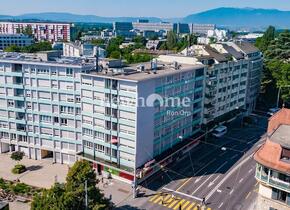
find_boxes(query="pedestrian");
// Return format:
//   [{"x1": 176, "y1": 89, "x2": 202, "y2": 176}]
[
  {"x1": 179, "y1": 203, "x2": 182, "y2": 210},
  {"x1": 202, "y1": 197, "x2": 206, "y2": 206}
]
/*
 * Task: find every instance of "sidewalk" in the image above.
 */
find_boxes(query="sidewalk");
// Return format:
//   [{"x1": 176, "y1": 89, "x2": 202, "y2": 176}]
[{"x1": 0, "y1": 153, "x2": 68, "y2": 188}]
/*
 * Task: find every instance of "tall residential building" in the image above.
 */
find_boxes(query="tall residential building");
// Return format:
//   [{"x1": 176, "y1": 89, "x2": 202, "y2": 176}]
[
  {"x1": 0, "y1": 52, "x2": 205, "y2": 183},
  {"x1": 254, "y1": 108, "x2": 290, "y2": 210},
  {"x1": 0, "y1": 22, "x2": 72, "y2": 42},
  {"x1": 182, "y1": 41, "x2": 262, "y2": 124},
  {"x1": 0, "y1": 34, "x2": 34, "y2": 50}
]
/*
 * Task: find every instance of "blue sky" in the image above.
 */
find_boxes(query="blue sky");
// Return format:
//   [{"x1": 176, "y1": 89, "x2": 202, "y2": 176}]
[{"x1": 1, "y1": 0, "x2": 290, "y2": 17}]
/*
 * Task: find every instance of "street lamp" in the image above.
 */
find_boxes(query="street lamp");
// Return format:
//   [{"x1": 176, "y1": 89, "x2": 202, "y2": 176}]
[{"x1": 276, "y1": 85, "x2": 290, "y2": 108}]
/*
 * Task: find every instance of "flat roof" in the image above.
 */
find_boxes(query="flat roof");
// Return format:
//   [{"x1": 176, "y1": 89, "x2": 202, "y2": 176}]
[
  {"x1": 270, "y1": 125, "x2": 290, "y2": 149},
  {"x1": 88, "y1": 61, "x2": 205, "y2": 82}
]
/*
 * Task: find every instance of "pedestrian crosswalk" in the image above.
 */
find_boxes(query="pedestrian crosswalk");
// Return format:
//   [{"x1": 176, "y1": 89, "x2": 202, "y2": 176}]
[{"x1": 149, "y1": 193, "x2": 212, "y2": 210}]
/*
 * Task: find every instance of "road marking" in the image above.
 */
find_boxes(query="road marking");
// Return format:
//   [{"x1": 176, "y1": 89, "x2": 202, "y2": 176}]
[
  {"x1": 248, "y1": 168, "x2": 253, "y2": 173},
  {"x1": 153, "y1": 195, "x2": 164, "y2": 204},
  {"x1": 185, "y1": 202, "x2": 196, "y2": 210},
  {"x1": 208, "y1": 174, "x2": 221, "y2": 187},
  {"x1": 217, "y1": 189, "x2": 222, "y2": 193},
  {"x1": 176, "y1": 158, "x2": 216, "y2": 192},
  {"x1": 231, "y1": 154, "x2": 239, "y2": 159},
  {"x1": 245, "y1": 191, "x2": 252, "y2": 199},
  {"x1": 163, "y1": 187, "x2": 203, "y2": 201},
  {"x1": 168, "y1": 198, "x2": 180, "y2": 208},
  {"x1": 149, "y1": 193, "x2": 160, "y2": 202},
  {"x1": 206, "y1": 153, "x2": 253, "y2": 200},
  {"x1": 159, "y1": 194, "x2": 171, "y2": 205},
  {"x1": 229, "y1": 189, "x2": 234, "y2": 195},
  {"x1": 173, "y1": 199, "x2": 185, "y2": 210},
  {"x1": 239, "y1": 178, "x2": 244, "y2": 183},
  {"x1": 192, "y1": 161, "x2": 228, "y2": 195},
  {"x1": 181, "y1": 201, "x2": 190, "y2": 209},
  {"x1": 218, "y1": 202, "x2": 224, "y2": 208}
]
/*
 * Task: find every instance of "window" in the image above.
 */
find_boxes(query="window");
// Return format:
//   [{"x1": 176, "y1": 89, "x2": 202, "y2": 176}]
[
  {"x1": 84, "y1": 140, "x2": 93, "y2": 149},
  {"x1": 7, "y1": 100, "x2": 14, "y2": 107},
  {"x1": 83, "y1": 128, "x2": 93, "y2": 137},
  {"x1": 66, "y1": 68, "x2": 73, "y2": 76},
  {"x1": 60, "y1": 118, "x2": 67, "y2": 125},
  {"x1": 54, "y1": 117, "x2": 59, "y2": 123},
  {"x1": 40, "y1": 115, "x2": 51, "y2": 123}
]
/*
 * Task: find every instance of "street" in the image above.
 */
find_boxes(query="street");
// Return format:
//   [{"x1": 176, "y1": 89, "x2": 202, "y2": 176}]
[{"x1": 132, "y1": 115, "x2": 268, "y2": 210}]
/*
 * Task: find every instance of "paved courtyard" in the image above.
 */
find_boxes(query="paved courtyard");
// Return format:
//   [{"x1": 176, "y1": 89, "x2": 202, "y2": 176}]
[{"x1": 0, "y1": 153, "x2": 68, "y2": 188}]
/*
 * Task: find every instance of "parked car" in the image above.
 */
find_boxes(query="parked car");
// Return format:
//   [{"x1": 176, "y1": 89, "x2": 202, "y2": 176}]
[
  {"x1": 267, "y1": 108, "x2": 280, "y2": 116},
  {"x1": 212, "y1": 126, "x2": 227, "y2": 138}
]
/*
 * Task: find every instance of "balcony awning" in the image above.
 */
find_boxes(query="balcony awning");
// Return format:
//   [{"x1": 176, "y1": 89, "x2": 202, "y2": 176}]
[{"x1": 111, "y1": 137, "x2": 118, "y2": 144}]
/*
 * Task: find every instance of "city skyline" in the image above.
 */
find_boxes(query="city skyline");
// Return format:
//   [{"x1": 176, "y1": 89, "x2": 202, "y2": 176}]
[{"x1": 0, "y1": 0, "x2": 290, "y2": 18}]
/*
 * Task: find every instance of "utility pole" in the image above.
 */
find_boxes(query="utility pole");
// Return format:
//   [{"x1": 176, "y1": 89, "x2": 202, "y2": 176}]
[{"x1": 85, "y1": 180, "x2": 88, "y2": 210}]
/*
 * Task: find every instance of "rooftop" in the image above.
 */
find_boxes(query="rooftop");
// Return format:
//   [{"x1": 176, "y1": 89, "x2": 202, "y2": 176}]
[
  {"x1": 254, "y1": 108, "x2": 290, "y2": 175},
  {"x1": 89, "y1": 55, "x2": 205, "y2": 82},
  {"x1": 270, "y1": 125, "x2": 290, "y2": 149},
  {"x1": 0, "y1": 52, "x2": 95, "y2": 67}
]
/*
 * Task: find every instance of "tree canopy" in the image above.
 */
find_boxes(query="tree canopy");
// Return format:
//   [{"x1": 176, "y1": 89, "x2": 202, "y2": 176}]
[
  {"x1": 256, "y1": 27, "x2": 290, "y2": 106},
  {"x1": 31, "y1": 160, "x2": 112, "y2": 210},
  {"x1": 4, "y1": 41, "x2": 52, "y2": 53}
]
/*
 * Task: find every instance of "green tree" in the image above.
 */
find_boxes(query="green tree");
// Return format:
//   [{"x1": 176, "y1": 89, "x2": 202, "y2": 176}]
[
  {"x1": 31, "y1": 160, "x2": 111, "y2": 210},
  {"x1": 255, "y1": 26, "x2": 276, "y2": 52},
  {"x1": 91, "y1": 39, "x2": 105, "y2": 46},
  {"x1": 4, "y1": 45, "x2": 21, "y2": 52},
  {"x1": 23, "y1": 25, "x2": 33, "y2": 36},
  {"x1": 166, "y1": 31, "x2": 177, "y2": 50},
  {"x1": 110, "y1": 51, "x2": 121, "y2": 59},
  {"x1": 10, "y1": 151, "x2": 24, "y2": 162}
]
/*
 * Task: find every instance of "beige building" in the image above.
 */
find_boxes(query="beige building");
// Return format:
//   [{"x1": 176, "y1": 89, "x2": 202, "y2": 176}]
[{"x1": 254, "y1": 108, "x2": 290, "y2": 210}]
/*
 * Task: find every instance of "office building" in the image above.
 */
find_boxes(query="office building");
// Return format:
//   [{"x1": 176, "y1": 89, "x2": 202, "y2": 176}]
[
  {"x1": 0, "y1": 22, "x2": 72, "y2": 42},
  {"x1": 0, "y1": 52, "x2": 205, "y2": 183},
  {"x1": 0, "y1": 34, "x2": 34, "y2": 50},
  {"x1": 189, "y1": 24, "x2": 216, "y2": 35},
  {"x1": 254, "y1": 108, "x2": 290, "y2": 210}
]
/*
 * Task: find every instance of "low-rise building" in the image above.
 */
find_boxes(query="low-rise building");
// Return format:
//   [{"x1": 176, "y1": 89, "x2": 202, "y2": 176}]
[
  {"x1": 63, "y1": 42, "x2": 105, "y2": 58},
  {"x1": 254, "y1": 108, "x2": 290, "y2": 209},
  {"x1": 0, "y1": 34, "x2": 34, "y2": 50}
]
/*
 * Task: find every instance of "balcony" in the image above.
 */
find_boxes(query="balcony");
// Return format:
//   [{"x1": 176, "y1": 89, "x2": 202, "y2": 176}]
[{"x1": 256, "y1": 168, "x2": 290, "y2": 193}]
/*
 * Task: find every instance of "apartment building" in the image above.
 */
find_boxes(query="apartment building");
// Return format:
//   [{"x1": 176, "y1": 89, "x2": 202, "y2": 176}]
[
  {"x1": 0, "y1": 34, "x2": 34, "y2": 50},
  {"x1": 254, "y1": 108, "x2": 290, "y2": 210},
  {"x1": 0, "y1": 52, "x2": 205, "y2": 182},
  {"x1": 0, "y1": 22, "x2": 72, "y2": 42},
  {"x1": 0, "y1": 53, "x2": 93, "y2": 165},
  {"x1": 182, "y1": 41, "x2": 262, "y2": 124}
]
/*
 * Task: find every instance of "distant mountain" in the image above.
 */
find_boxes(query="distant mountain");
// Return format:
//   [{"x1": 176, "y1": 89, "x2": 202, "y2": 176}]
[
  {"x1": 0, "y1": 12, "x2": 162, "y2": 23},
  {"x1": 183, "y1": 7, "x2": 290, "y2": 30},
  {"x1": 0, "y1": 8, "x2": 290, "y2": 30}
]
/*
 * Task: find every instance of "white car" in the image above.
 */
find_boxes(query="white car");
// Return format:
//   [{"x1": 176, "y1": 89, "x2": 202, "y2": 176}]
[
  {"x1": 267, "y1": 108, "x2": 280, "y2": 116},
  {"x1": 212, "y1": 126, "x2": 227, "y2": 138}
]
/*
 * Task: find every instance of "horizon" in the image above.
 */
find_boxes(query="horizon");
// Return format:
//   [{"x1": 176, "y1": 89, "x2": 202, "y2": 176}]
[
  {"x1": 1, "y1": 7, "x2": 290, "y2": 19},
  {"x1": 1, "y1": 0, "x2": 290, "y2": 18}
]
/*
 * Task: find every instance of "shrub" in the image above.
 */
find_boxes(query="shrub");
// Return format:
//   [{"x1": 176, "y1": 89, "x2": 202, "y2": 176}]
[
  {"x1": 11, "y1": 183, "x2": 31, "y2": 194},
  {"x1": 12, "y1": 164, "x2": 26, "y2": 174}
]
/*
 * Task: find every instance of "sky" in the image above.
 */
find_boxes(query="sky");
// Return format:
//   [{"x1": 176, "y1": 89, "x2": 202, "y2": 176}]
[{"x1": 1, "y1": 0, "x2": 290, "y2": 17}]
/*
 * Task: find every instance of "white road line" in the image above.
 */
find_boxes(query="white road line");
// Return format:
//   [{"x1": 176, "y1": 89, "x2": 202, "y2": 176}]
[
  {"x1": 191, "y1": 161, "x2": 228, "y2": 195},
  {"x1": 239, "y1": 178, "x2": 244, "y2": 183},
  {"x1": 230, "y1": 154, "x2": 239, "y2": 159},
  {"x1": 229, "y1": 189, "x2": 234, "y2": 195},
  {"x1": 208, "y1": 174, "x2": 221, "y2": 187},
  {"x1": 218, "y1": 202, "x2": 224, "y2": 208},
  {"x1": 206, "y1": 153, "x2": 253, "y2": 200},
  {"x1": 248, "y1": 168, "x2": 253, "y2": 173},
  {"x1": 162, "y1": 187, "x2": 203, "y2": 201}
]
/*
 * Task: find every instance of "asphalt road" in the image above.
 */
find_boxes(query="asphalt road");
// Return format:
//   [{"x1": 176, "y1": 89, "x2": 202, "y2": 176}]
[{"x1": 138, "y1": 115, "x2": 267, "y2": 210}]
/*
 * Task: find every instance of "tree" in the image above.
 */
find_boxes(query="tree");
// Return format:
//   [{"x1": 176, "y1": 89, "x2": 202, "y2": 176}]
[
  {"x1": 4, "y1": 45, "x2": 21, "y2": 52},
  {"x1": 255, "y1": 26, "x2": 276, "y2": 52},
  {"x1": 10, "y1": 151, "x2": 24, "y2": 162},
  {"x1": 166, "y1": 31, "x2": 177, "y2": 50},
  {"x1": 31, "y1": 160, "x2": 112, "y2": 210},
  {"x1": 23, "y1": 25, "x2": 33, "y2": 36},
  {"x1": 110, "y1": 51, "x2": 121, "y2": 59}
]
